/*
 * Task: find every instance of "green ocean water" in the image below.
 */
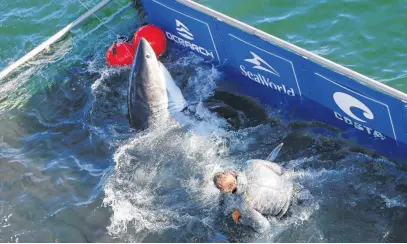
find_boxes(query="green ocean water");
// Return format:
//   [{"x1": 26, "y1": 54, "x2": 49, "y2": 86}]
[
  {"x1": 199, "y1": 0, "x2": 407, "y2": 92},
  {"x1": 0, "y1": 0, "x2": 137, "y2": 112},
  {"x1": 1, "y1": 0, "x2": 406, "y2": 91}
]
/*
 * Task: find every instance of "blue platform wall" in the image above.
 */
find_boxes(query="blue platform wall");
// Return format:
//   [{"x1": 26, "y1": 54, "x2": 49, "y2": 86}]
[{"x1": 140, "y1": 0, "x2": 407, "y2": 161}]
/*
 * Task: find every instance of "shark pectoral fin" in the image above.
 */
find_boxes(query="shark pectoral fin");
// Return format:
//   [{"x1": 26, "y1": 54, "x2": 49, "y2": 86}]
[{"x1": 159, "y1": 61, "x2": 187, "y2": 112}]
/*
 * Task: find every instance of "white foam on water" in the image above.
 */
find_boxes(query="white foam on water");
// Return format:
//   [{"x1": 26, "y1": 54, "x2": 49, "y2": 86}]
[
  {"x1": 184, "y1": 65, "x2": 219, "y2": 102},
  {"x1": 103, "y1": 108, "x2": 234, "y2": 241},
  {"x1": 94, "y1": 50, "x2": 407, "y2": 242},
  {"x1": 380, "y1": 195, "x2": 407, "y2": 208},
  {"x1": 100, "y1": 57, "x2": 323, "y2": 241},
  {"x1": 101, "y1": 55, "x2": 244, "y2": 241}
]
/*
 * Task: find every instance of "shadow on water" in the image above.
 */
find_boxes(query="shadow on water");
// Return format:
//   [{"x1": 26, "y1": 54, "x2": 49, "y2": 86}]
[{"x1": 0, "y1": 44, "x2": 407, "y2": 242}]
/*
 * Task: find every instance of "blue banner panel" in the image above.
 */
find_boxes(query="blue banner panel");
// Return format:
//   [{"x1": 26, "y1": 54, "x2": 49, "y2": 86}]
[
  {"x1": 306, "y1": 60, "x2": 407, "y2": 146},
  {"x1": 214, "y1": 20, "x2": 313, "y2": 101},
  {"x1": 312, "y1": 73, "x2": 395, "y2": 141},
  {"x1": 225, "y1": 34, "x2": 302, "y2": 99},
  {"x1": 140, "y1": 0, "x2": 407, "y2": 161},
  {"x1": 214, "y1": 17, "x2": 407, "y2": 147},
  {"x1": 403, "y1": 104, "x2": 407, "y2": 133},
  {"x1": 215, "y1": 76, "x2": 406, "y2": 160},
  {"x1": 141, "y1": 0, "x2": 225, "y2": 63}
]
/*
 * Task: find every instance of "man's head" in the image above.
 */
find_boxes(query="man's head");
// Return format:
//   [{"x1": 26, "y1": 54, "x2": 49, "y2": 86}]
[{"x1": 213, "y1": 171, "x2": 237, "y2": 193}]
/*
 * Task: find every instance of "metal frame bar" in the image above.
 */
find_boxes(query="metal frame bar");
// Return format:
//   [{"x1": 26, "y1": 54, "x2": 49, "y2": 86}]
[{"x1": 177, "y1": 0, "x2": 407, "y2": 102}]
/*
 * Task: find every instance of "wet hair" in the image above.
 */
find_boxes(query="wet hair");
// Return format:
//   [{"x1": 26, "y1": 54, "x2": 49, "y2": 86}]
[
  {"x1": 213, "y1": 172, "x2": 226, "y2": 189},
  {"x1": 213, "y1": 172, "x2": 236, "y2": 190}
]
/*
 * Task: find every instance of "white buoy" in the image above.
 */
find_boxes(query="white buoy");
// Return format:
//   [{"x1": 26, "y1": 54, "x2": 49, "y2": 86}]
[{"x1": 0, "y1": 0, "x2": 114, "y2": 81}]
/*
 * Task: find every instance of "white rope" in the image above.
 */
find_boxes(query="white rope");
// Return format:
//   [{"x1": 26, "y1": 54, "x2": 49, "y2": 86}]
[
  {"x1": 77, "y1": 0, "x2": 119, "y2": 39},
  {"x1": 76, "y1": 0, "x2": 134, "y2": 58}
]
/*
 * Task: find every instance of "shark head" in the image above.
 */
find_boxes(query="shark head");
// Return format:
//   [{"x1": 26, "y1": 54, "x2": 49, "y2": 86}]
[{"x1": 128, "y1": 38, "x2": 187, "y2": 129}]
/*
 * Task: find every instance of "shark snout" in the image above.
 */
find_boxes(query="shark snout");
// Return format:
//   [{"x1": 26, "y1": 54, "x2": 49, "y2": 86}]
[{"x1": 136, "y1": 38, "x2": 156, "y2": 61}]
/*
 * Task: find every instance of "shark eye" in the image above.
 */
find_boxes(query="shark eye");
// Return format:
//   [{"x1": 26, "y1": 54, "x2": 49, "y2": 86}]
[{"x1": 146, "y1": 54, "x2": 151, "y2": 58}]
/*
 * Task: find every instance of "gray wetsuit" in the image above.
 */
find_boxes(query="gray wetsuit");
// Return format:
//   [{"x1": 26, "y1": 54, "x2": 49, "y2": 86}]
[{"x1": 221, "y1": 159, "x2": 294, "y2": 232}]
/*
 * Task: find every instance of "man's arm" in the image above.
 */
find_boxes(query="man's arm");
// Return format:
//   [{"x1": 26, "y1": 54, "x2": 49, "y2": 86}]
[
  {"x1": 220, "y1": 193, "x2": 240, "y2": 215},
  {"x1": 239, "y1": 202, "x2": 271, "y2": 233},
  {"x1": 221, "y1": 192, "x2": 271, "y2": 233}
]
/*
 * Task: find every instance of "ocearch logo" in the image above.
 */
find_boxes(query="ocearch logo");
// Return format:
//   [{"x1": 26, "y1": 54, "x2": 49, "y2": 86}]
[
  {"x1": 166, "y1": 19, "x2": 214, "y2": 59},
  {"x1": 175, "y1": 19, "x2": 194, "y2": 40},
  {"x1": 333, "y1": 92, "x2": 374, "y2": 123}
]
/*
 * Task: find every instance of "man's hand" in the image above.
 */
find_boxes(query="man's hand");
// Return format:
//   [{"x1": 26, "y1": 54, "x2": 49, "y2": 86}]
[{"x1": 231, "y1": 210, "x2": 240, "y2": 223}]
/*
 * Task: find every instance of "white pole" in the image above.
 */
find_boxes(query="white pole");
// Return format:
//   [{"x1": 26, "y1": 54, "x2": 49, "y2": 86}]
[{"x1": 0, "y1": 0, "x2": 114, "y2": 81}]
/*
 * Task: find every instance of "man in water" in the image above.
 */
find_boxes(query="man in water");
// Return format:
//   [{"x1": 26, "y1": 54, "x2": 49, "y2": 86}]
[{"x1": 213, "y1": 143, "x2": 294, "y2": 233}]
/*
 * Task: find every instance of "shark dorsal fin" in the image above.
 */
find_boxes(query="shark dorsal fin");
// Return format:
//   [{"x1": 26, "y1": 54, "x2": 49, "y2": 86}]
[{"x1": 266, "y1": 143, "x2": 283, "y2": 162}]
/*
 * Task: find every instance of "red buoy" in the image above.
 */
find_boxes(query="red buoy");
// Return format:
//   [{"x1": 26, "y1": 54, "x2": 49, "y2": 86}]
[
  {"x1": 106, "y1": 39, "x2": 135, "y2": 67},
  {"x1": 133, "y1": 25, "x2": 166, "y2": 57}
]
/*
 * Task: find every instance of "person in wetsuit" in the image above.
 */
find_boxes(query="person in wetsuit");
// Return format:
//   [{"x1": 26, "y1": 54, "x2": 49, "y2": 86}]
[{"x1": 213, "y1": 144, "x2": 294, "y2": 233}]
